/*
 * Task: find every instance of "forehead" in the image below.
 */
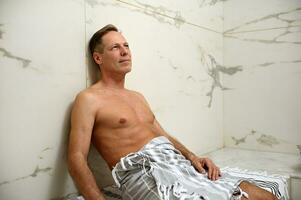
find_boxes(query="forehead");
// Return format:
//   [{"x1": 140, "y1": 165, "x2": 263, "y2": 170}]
[{"x1": 102, "y1": 31, "x2": 127, "y2": 46}]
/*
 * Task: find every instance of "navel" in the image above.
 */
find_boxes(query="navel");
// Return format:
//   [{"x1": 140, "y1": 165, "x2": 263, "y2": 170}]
[{"x1": 119, "y1": 118, "x2": 127, "y2": 124}]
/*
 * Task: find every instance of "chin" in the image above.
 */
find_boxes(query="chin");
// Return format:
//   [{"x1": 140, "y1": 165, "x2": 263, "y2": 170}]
[
  {"x1": 124, "y1": 67, "x2": 132, "y2": 73},
  {"x1": 120, "y1": 64, "x2": 132, "y2": 73}
]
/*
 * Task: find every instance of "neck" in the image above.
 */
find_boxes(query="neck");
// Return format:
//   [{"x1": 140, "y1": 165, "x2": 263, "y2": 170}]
[{"x1": 100, "y1": 71, "x2": 126, "y2": 89}]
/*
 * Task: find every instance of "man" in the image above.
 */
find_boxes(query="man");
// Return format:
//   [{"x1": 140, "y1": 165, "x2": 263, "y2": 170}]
[{"x1": 68, "y1": 24, "x2": 280, "y2": 200}]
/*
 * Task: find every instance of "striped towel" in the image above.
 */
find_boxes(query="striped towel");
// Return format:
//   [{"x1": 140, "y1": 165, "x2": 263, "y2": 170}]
[
  {"x1": 112, "y1": 136, "x2": 289, "y2": 200},
  {"x1": 221, "y1": 167, "x2": 289, "y2": 200}
]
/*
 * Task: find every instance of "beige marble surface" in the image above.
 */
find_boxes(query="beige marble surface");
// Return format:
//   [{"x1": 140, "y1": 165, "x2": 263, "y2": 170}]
[
  {"x1": 223, "y1": 0, "x2": 301, "y2": 154},
  {"x1": 0, "y1": 0, "x2": 86, "y2": 199},
  {"x1": 205, "y1": 147, "x2": 301, "y2": 199},
  {"x1": 205, "y1": 147, "x2": 301, "y2": 178}
]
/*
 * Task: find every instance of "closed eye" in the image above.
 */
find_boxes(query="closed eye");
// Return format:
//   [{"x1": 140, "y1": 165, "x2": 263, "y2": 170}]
[
  {"x1": 110, "y1": 43, "x2": 130, "y2": 50},
  {"x1": 112, "y1": 45, "x2": 119, "y2": 49}
]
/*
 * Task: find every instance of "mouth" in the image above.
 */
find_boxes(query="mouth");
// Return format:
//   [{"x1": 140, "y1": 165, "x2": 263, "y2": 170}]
[{"x1": 119, "y1": 59, "x2": 131, "y2": 63}]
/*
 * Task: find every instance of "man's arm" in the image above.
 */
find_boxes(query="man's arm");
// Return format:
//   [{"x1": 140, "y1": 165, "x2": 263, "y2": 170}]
[
  {"x1": 68, "y1": 92, "x2": 106, "y2": 200},
  {"x1": 153, "y1": 119, "x2": 221, "y2": 181}
]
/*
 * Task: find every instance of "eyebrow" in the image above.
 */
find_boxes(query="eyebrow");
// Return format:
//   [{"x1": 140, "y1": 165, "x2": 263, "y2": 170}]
[{"x1": 109, "y1": 42, "x2": 129, "y2": 48}]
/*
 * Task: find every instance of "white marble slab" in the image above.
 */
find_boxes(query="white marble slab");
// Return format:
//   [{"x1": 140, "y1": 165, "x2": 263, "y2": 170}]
[
  {"x1": 204, "y1": 147, "x2": 301, "y2": 200},
  {"x1": 120, "y1": 0, "x2": 223, "y2": 32},
  {"x1": 205, "y1": 147, "x2": 301, "y2": 178},
  {"x1": 223, "y1": 0, "x2": 301, "y2": 155},
  {"x1": 224, "y1": 0, "x2": 301, "y2": 33},
  {"x1": 0, "y1": 0, "x2": 86, "y2": 199}
]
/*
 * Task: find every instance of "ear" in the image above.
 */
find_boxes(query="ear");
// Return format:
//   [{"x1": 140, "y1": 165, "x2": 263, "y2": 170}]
[{"x1": 93, "y1": 52, "x2": 103, "y2": 65}]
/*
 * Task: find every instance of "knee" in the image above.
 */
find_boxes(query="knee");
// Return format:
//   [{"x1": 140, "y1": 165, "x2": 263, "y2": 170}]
[
  {"x1": 239, "y1": 181, "x2": 278, "y2": 200},
  {"x1": 239, "y1": 181, "x2": 251, "y2": 190}
]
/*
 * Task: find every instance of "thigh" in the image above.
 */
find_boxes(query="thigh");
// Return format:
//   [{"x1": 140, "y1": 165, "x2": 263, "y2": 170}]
[
  {"x1": 238, "y1": 181, "x2": 277, "y2": 200},
  {"x1": 121, "y1": 172, "x2": 161, "y2": 200}
]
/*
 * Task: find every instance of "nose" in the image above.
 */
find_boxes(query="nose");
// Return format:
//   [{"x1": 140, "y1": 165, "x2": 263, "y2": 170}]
[{"x1": 120, "y1": 46, "x2": 129, "y2": 56}]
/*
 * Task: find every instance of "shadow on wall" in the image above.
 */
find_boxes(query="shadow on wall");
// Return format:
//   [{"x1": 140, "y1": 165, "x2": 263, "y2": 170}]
[
  {"x1": 86, "y1": 50, "x2": 114, "y2": 187},
  {"x1": 48, "y1": 103, "x2": 75, "y2": 198},
  {"x1": 48, "y1": 49, "x2": 111, "y2": 199},
  {"x1": 87, "y1": 52, "x2": 101, "y2": 84},
  {"x1": 48, "y1": 93, "x2": 113, "y2": 199},
  {"x1": 88, "y1": 146, "x2": 115, "y2": 187}
]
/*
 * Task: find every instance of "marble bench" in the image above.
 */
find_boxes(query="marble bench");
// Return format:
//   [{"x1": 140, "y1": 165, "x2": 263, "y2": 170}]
[{"x1": 204, "y1": 147, "x2": 301, "y2": 200}]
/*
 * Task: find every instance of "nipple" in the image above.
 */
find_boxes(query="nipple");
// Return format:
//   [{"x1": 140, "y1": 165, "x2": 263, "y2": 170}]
[{"x1": 119, "y1": 118, "x2": 127, "y2": 124}]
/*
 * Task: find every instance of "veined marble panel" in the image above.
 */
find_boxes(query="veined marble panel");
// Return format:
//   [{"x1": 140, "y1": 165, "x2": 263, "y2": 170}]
[
  {"x1": 123, "y1": 0, "x2": 224, "y2": 32},
  {"x1": 85, "y1": 0, "x2": 224, "y2": 163},
  {"x1": 223, "y1": 0, "x2": 301, "y2": 155},
  {"x1": 86, "y1": 0, "x2": 223, "y2": 33},
  {"x1": 0, "y1": 0, "x2": 86, "y2": 199},
  {"x1": 224, "y1": 0, "x2": 301, "y2": 33}
]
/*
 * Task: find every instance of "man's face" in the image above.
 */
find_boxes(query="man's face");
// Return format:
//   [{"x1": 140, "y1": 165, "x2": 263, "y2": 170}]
[{"x1": 99, "y1": 31, "x2": 132, "y2": 75}]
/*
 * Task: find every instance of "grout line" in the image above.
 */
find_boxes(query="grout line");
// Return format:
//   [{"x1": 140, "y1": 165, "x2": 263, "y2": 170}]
[
  {"x1": 115, "y1": 0, "x2": 222, "y2": 34},
  {"x1": 224, "y1": 25, "x2": 301, "y2": 35},
  {"x1": 222, "y1": 0, "x2": 225, "y2": 149},
  {"x1": 200, "y1": 146, "x2": 225, "y2": 156},
  {"x1": 84, "y1": 0, "x2": 88, "y2": 88},
  {"x1": 185, "y1": 21, "x2": 221, "y2": 34}
]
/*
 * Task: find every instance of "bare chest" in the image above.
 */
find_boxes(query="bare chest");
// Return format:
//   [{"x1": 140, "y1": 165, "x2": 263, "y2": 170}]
[{"x1": 94, "y1": 93, "x2": 154, "y2": 128}]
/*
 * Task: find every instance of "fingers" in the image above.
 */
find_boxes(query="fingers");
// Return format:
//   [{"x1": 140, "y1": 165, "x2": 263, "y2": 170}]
[
  {"x1": 191, "y1": 157, "x2": 221, "y2": 181},
  {"x1": 208, "y1": 166, "x2": 219, "y2": 181},
  {"x1": 208, "y1": 166, "x2": 212, "y2": 180},
  {"x1": 202, "y1": 158, "x2": 221, "y2": 181},
  {"x1": 212, "y1": 166, "x2": 218, "y2": 180},
  {"x1": 203, "y1": 158, "x2": 213, "y2": 180}
]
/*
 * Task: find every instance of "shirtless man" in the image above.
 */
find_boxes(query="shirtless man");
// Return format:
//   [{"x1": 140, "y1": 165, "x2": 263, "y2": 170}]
[{"x1": 67, "y1": 25, "x2": 279, "y2": 200}]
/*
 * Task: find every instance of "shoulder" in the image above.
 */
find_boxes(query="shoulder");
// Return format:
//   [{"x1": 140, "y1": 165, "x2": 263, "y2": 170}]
[
  {"x1": 128, "y1": 90, "x2": 152, "y2": 106},
  {"x1": 72, "y1": 88, "x2": 103, "y2": 112},
  {"x1": 129, "y1": 90, "x2": 145, "y2": 99},
  {"x1": 75, "y1": 89, "x2": 97, "y2": 104}
]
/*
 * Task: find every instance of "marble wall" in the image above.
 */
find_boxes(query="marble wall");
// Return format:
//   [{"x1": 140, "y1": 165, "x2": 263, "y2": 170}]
[
  {"x1": 86, "y1": 0, "x2": 224, "y2": 155},
  {"x1": 0, "y1": 0, "x2": 86, "y2": 199},
  {"x1": 86, "y1": 0, "x2": 224, "y2": 190},
  {"x1": 223, "y1": 0, "x2": 301, "y2": 154},
  {"x1": 0, "y1": 0, "x2": 224, "y2": 199}
]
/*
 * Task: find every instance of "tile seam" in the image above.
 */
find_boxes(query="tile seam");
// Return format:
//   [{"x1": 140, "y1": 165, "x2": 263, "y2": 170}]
[
  {"x1": 115, "y1": 0, "x2": 222, "y2": 34},
  {"x1": 224, "y1": 25, "x2": 301, "y2": 35}
]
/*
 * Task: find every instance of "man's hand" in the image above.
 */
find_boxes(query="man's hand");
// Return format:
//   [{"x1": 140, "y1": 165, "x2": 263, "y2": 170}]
[{"x1": 191, "y1": 157, "x2": 221, "y2": 181}]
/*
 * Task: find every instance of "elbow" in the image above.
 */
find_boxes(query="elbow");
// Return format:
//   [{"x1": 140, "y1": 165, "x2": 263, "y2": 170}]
[
  {"x1": 67, "y1": 154, "x2": 77, "y2": 176},
  {"x1": 67, "y1": 152, "x2": 87, "y2": 176}
]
